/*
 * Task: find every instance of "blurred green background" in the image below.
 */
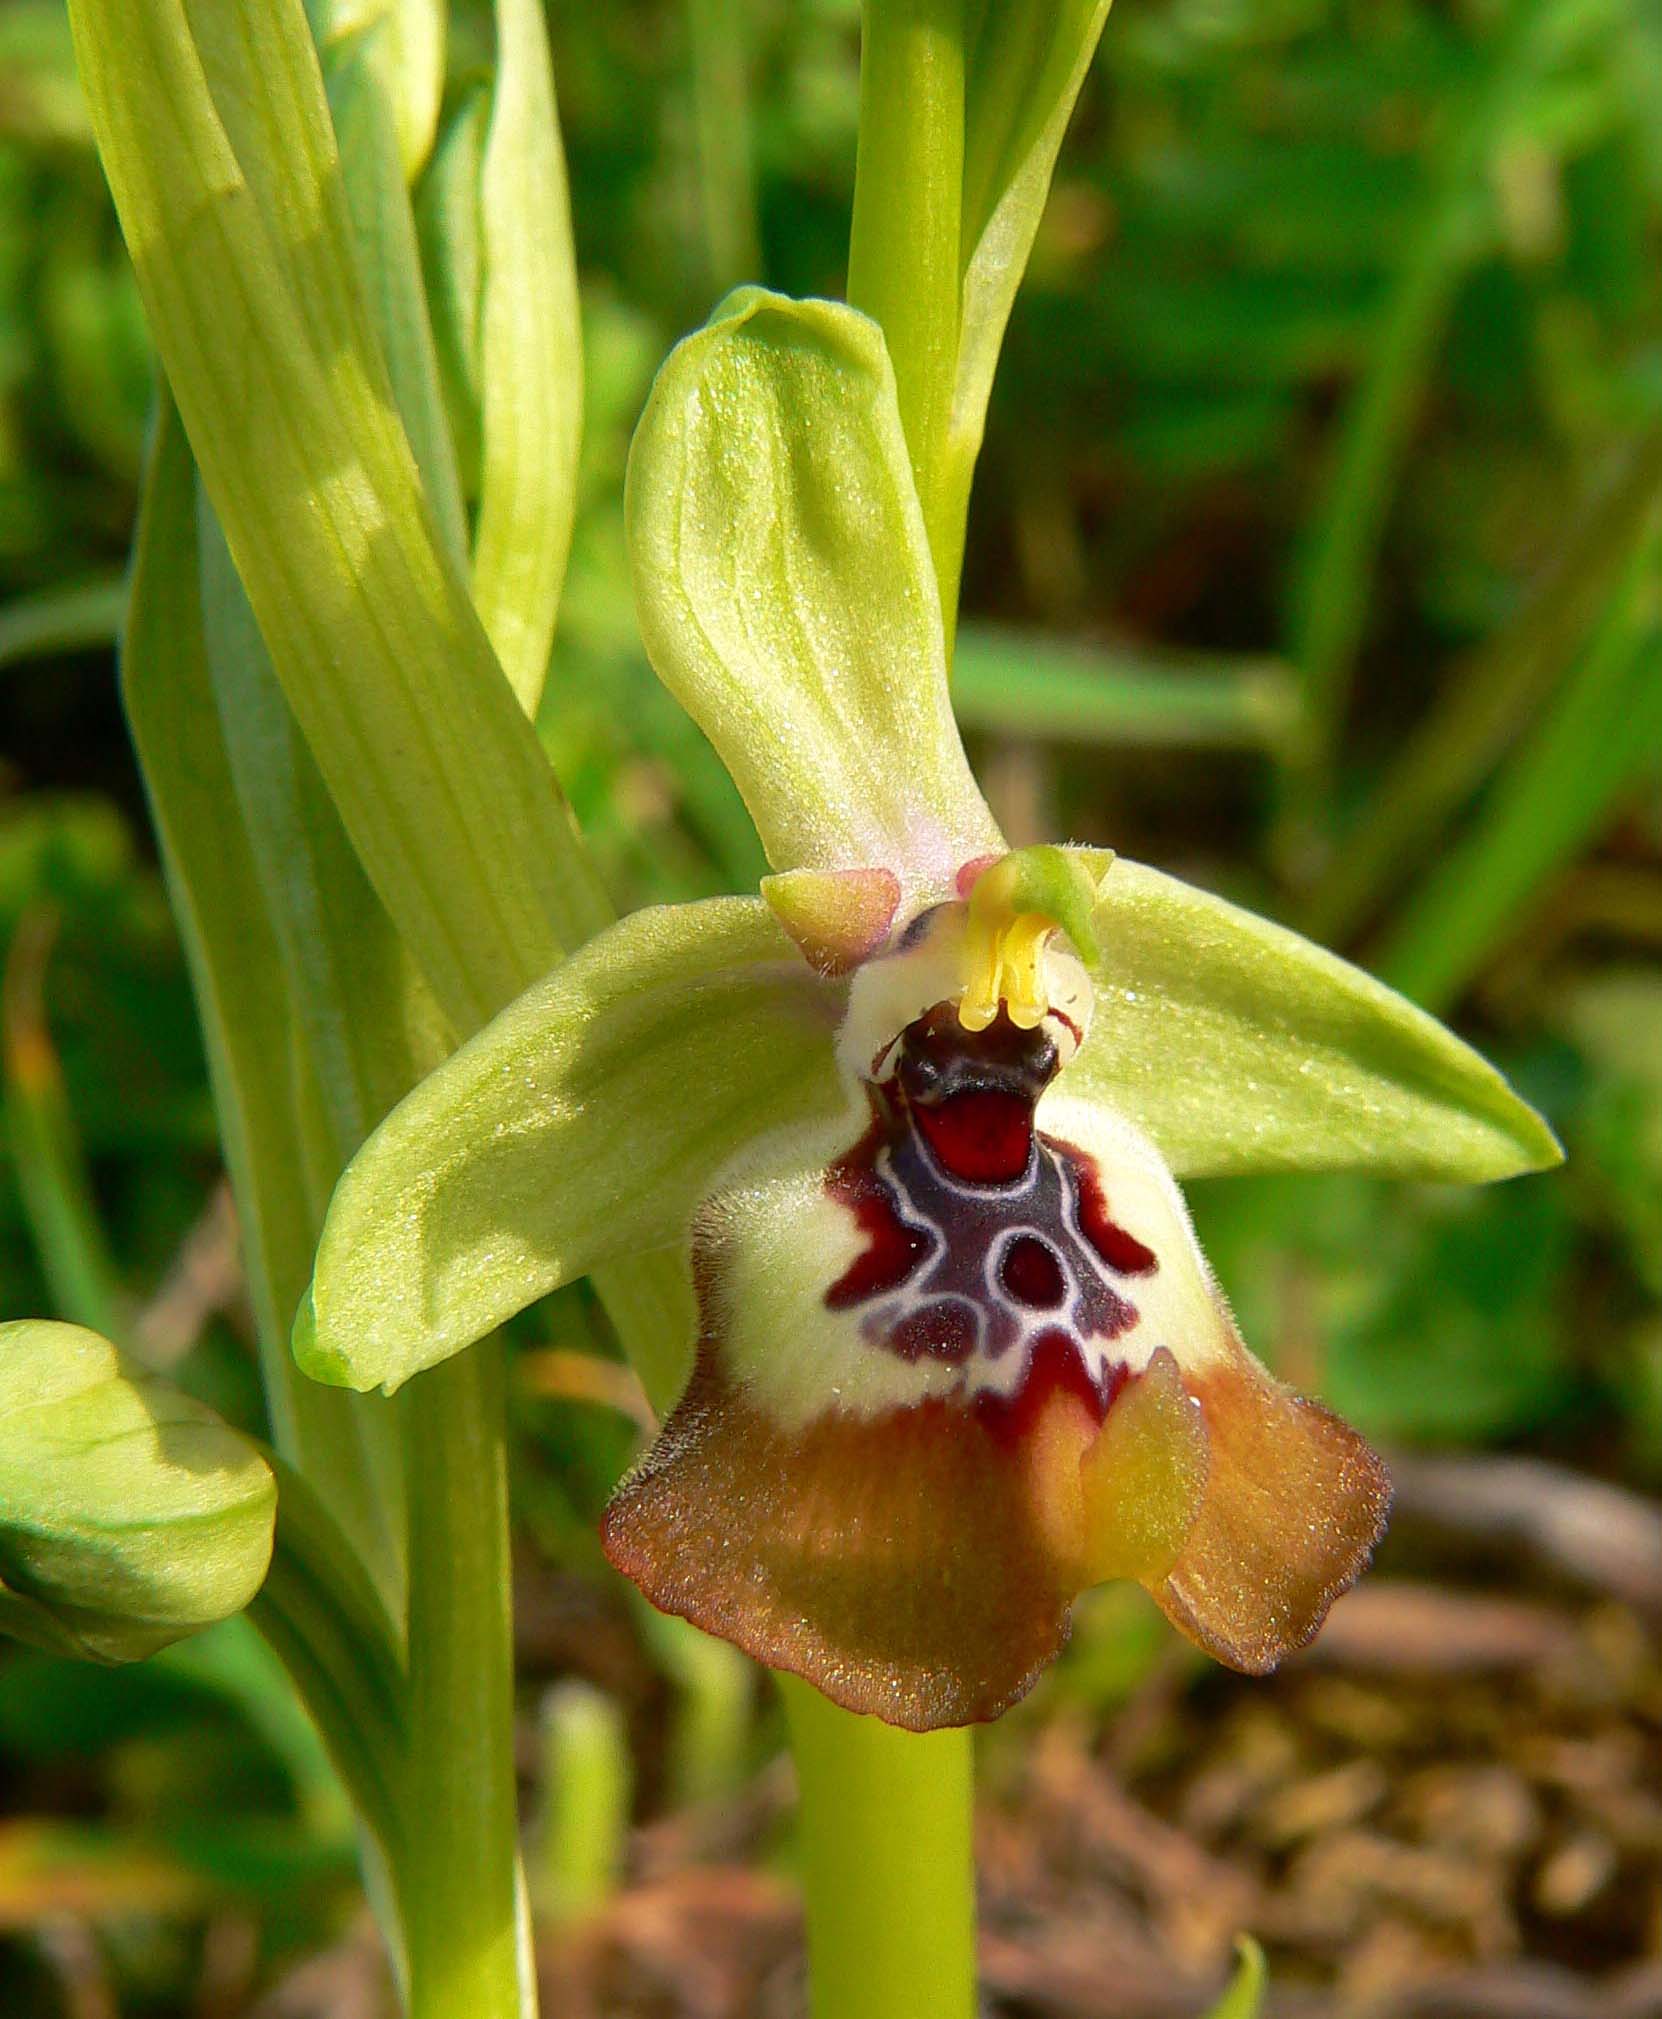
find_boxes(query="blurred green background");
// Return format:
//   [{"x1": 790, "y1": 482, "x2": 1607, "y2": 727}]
[{"x1": 2, "y1": 0, "x2": 1661, "y2": 2012}]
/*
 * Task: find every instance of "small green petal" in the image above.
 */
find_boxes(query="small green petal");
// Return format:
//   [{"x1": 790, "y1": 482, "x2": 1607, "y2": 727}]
[
  {"x1": 626, "y1": 287, "x2": 1003, "y2": 895},
  {"x1": 1070, "y1": 859, "x2": 1561, "y2": 1182},
  {"x1": 298, "y1": 898, "x2": 848, "y2": 1393},
  {"x1": 761, "y1": 867, "x2": 901, "y2": 976}
]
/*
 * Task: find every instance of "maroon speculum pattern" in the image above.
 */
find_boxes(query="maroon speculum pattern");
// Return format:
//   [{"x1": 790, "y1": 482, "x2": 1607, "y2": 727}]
[{"x1": 824, "y1": 1005, "x2": 1158, "y2": 1422}]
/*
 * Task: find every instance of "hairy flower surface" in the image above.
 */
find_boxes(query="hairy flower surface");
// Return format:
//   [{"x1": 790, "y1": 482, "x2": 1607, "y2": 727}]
[
  {"x1": 602, "y1": 859, "x2": 1392, "y2": 1724},
  {"x1": 297, "y1": 290, "x2": 1560, "y2": 1728}
]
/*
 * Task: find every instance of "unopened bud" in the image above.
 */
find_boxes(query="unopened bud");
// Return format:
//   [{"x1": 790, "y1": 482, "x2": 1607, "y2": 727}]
[{"x1": 0, "y1": 1321, "x2": 275, "y2": 1663}]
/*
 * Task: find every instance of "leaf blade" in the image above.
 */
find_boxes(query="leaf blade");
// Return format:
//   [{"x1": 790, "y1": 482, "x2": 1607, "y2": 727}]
[
  {"x1": 471, "y1": 0, "x2": 584, "y2": 714},
  {"x1": 68, "y1": 0, "x2": 610, "y2": 1032}
]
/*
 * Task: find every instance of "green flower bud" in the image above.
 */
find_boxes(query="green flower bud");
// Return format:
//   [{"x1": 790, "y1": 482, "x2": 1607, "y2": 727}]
[{"x1": 0, "y1": 1321, "x2": 276, "y2": 1664}]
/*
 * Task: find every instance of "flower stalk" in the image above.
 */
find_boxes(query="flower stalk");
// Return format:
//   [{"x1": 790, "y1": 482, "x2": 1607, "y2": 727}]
[
  {"x1": 401, "y1": 1346, "x2": 525, "y2": 2019},
  {"x1": 848, "y1": 0, "x2": 967, "y2": 623},
  {"x1": 784, "y1": 1678, "x2": 977, "y2": 2019}
]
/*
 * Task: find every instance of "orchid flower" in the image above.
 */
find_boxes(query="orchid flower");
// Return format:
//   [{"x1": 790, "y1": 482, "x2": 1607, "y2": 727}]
[{"x1": 296, "y1": 289, "x2": 1559, "y2": 1731}]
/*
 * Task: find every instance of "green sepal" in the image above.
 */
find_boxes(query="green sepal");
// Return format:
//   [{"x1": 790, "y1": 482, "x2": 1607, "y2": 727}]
[
  {"x1": 297, "y1": 898, "x2": 849, "y2": 1394},
  {"x1": 0, "y1": 1321, "x2": 276, "y2": 1664},
  {"x1": 626, "y1": 287, "x2": 1002, "y2": 895},
  {"x1": 1068, "y1": 859, "x2": 1561, "y2": 1182}
]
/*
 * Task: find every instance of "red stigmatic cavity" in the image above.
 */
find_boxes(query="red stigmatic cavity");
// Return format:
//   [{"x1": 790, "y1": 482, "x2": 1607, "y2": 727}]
[
  {"x1": 824, "y1": 1004, "x2": 1160, "y2": 1427},
  {"x1": 912, "y1": 1090, "x2": 1033, "y2": 1184}
]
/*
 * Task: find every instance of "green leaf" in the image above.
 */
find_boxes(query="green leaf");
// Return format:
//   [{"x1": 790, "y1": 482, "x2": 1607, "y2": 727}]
[
  {"x1": 2, "y1": 909, "x2": 128, "y2": 1343},
  {"x1": 1204, "y1": 1937, "x2": 1267, "y2": 2019},
  {"x1": 67, "y1": 0, "x2": 610, "y2": 1033},
  {"x1": 952, "y1": 626, "x2": 1299, "y2": 754},
  {"x1": 125, "y1": 397, "x2": 406, "y2": 1606},
  {"x1": 0, "y1": 576, "x2": 126, "y2": 671},
  {"x1": 1302, "y1": 424, "x2": 1662, "y2": 942},
  {"x1": 195, "y1": 494, "x2": 450, "y2": 1151},
  {"x1": 471, "y1": 0, "x2": 584, "y2": 715},
  {"x1": 297, "y1": 898, "x2": 847, "y2": 1394},
  {"x1": 325, "y1": 35, "x2": 469, "y2": 564},
  {"x1": 1377, "y1": 616, "x2": 1662, "y2": 1015},
  {"x1": 247, "y1": 1452, "x2": 409, "y2": 1858},
  {"x1": 78, "y1": 1, "x2": 711, "y2": 1417},
  {"x1": 414, "y1": 85, "x2": 489, "y2": 501},
  {"x1": 939, "y1": 2, "x2": 1112, "y2": 607},
  {"x1": 1284, "y1": 0, "x2": 1610, "y2": 771},
  {"x1": 0, "y1": 1321, "x2": 276, "y2": 1665},
  {"x1": 1066, "y1": 858, "x2": 1561, "y2": 1182},
  {"x1": 626, "y1": 288, "x2": 1002, "y2": 894},
  {"x1": 308, "y1": 0, "x2": 445, "y2": 181}
]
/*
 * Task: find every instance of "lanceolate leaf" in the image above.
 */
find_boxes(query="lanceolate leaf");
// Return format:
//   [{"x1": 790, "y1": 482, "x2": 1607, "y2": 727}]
[
  {"x1": 941, "y1": 2, "x2": 1111, "y2": 605},
  {"x1": 326, "y1": 39, "x2": 469, "y2": 563},
  {"x1": 308, "y1": 0, "x2": 445, "y2": 181},
  {"x1": 195, "y1": 497, "x2": 451, "y2": 1155},
  {"x1": 627, "y1": 289, "x2": 1002, "y2": 896},
  {"x1": 472, "y1": 0, "x2": 584, "y2": 714},
  {"x1": 67, "y1": 0, "x2": 609, "y2": 1032},
  {"x1": 298, "y1": 900, "x2": 849, "y2": 1394},
  {"x1": 126, "y1": 399, "x2": 406, "y2": 1605},
  {"x1": 1068, "y1": 859, "x2": 1561, "y2": 1181},
  {"x1": 414, "y1": 85, "x2": 489, "y2": 500}
]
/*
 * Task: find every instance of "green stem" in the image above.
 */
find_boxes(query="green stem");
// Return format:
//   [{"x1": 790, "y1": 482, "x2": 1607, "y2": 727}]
[
  {"x1": 400, "y1": 1343, "x2": 527, "y2": 2019},
  {"x1": 783, "y1": 1678, "x2": 976, "y2": 2019},
  {"x1": 687, "y1": 0, "x2": 760, "y2": 294},
  {"x1": 247, "y1": 1455, "x2": 408, "y2": 1863},
  {"x1": 847, "y1": 0, "x2": 967, "y2": 635}
]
